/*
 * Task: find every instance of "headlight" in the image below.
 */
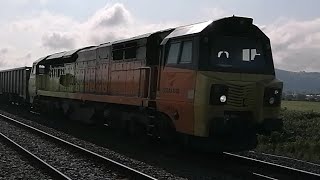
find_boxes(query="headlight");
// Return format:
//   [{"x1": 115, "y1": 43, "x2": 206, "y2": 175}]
[
  {"x1": 220, "y1": 95, "x2": 227, "y2": 103},
  {"x1": 269, "y1": 97, "x2": 275, "y2": 105},
  {"x1": 264, "y1": 88, "x2": 282, "y2": 106},
  {"x1": 210, "y1": 84, "x2": 228, "y2": 105}
]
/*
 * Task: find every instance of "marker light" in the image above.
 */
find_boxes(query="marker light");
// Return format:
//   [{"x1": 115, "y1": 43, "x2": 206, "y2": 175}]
[
  {"x1": 269, "y1": 97, "x2": 275, "y2": 105},
  {"x1": 220, "y1": 95, "x2": 227, "y2": 103}
]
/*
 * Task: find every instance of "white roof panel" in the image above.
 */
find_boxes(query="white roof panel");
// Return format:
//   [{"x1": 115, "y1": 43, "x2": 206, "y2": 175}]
[{"x1": 161, "y1": 20, "x2": 213, "y2": 44}]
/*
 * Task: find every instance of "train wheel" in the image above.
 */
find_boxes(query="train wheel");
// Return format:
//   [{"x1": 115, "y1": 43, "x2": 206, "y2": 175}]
[
  {"x1": 125, "y1": 120, "x2": 136, "y2": 136},
  {"x1": 125, "y1": 119, "x2": 149, "y2": 144},
  {"x1": 155, "y1": 113, "x2": 176, "y2": 144}
]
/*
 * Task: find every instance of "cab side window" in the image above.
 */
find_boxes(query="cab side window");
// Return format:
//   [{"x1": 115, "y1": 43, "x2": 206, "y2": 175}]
[
  {"x1": 180, "y1": 41, "x2": 192, "y2": 64},
  {"x1": 166, "y1": 40, "x2": 193, "y2": 65},
  {"x1": 167, "y1": 42, "x2": 181, "y2": 64}
]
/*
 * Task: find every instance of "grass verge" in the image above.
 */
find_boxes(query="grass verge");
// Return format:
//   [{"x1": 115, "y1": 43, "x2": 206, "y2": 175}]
[
  {"x1": 256, "y1": 109, "x2": 320, "y2": 163},
  {"x1": 281, "y1": 100, "x2": 320, "y2": 112}
]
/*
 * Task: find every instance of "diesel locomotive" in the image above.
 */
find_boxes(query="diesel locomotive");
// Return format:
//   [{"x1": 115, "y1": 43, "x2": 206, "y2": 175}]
[{"x1": 0, "y1": 16, "x2": 283, "y2": 151}]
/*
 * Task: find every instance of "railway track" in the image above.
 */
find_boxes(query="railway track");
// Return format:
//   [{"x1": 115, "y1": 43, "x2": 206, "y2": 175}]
[
  {"x1": 248, "y1": 150, "x2": 320, "y2": 169},
  {"x1": 0, "y1": 113, "x2": 157, "y2": 180},
  {"x1": 0, "y1": 132, "x2": 72, "y2": 180},
  {"x1": 1, "y1": 108, "x2": 320, "y2": 180},
  {"x1": 224, "y1": 152, "x2": 320, "y2": 180}
]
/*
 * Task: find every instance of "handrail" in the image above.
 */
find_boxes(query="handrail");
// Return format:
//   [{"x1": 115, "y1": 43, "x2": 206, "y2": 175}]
[{"x1": 138, "y1": 66, "x2": 152, "y2": 99}]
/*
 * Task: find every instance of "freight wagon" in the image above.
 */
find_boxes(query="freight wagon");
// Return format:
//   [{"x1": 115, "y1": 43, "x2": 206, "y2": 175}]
[{"x1": 0, "y1": 67, "x2": 31, "y2": 103}]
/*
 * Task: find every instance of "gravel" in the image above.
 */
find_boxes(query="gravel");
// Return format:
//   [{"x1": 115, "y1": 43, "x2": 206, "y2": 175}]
[
  {"x1": 8, "y1": 105, "x2": 311, "y2": 179},
  {"x1": 2, "y1": 104, "x2": 320, "y2": 179},
  {"x1": 0, "y1": 106, "x2": 247, "y2": 180},
  {"x1": 0, "y1": 108, "x2": 184, "y2": 180},
  {"x1": 0, "y1": 140, "x2": 52, "y2": 180},
  {"x1": 0, "y1": 119, "x2": 123, "y2": 180},
  {"x1": 237, "y1": 151, "x2": 320, "y2": 174},
  {"x1": 0, "y1": 105, "x2": 281, "y2": 180}
]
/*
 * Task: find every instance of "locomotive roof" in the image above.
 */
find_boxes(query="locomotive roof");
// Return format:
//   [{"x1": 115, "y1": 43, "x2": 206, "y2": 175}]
[
  {"x1": 98, "y1": 42, "x2": 111, "y2": 48},
  {"x1": 46, "y1": 51, "x2": 67, "y2": 60},
  {"x1": 110, "y1": 28, "x2": 174, "y2": 45},
  {"x1": 47, "y1": 46, "x2": 95, "y2": 60},
  {"x1": 78, "y1": 46, "x2": 98, "y2": 53},
  {"x1": 33, "y1": 55, "x2": 49, "y2": 65},
  {"x1": 161, "y1": 20, "x2": 213, "y2": 45},
  {"x1": 63, "y1": 48, "x2": 85, "y2": 58},
  {"x1": 112, "y1": 33, "x2": 152, "y2": 45},
  {"x1": 161, "y1": 16, "x2": 253, "y2": 45},
  {"x1": 35, "y1": 46, "x2": 96, "y2": 65}
]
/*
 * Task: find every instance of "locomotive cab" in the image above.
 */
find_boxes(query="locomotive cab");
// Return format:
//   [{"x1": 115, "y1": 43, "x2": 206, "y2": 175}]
[
  {"x1": 157, "y1": 16, "x2": 283, "y2": 151},
  {"x1": 28, "y1": 56, "x2": 48, "y2": 104}
]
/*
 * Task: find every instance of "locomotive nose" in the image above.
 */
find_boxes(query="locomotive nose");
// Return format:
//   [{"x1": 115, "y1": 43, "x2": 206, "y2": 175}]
[{"x1": 193, "y1": 72, "x2": 282, "y2": 137}]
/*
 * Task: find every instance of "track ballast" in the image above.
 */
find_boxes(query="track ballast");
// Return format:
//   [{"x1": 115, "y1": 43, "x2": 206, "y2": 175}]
[{"x1": 0, "y1": 113, "x2": 157, "y2": 180}]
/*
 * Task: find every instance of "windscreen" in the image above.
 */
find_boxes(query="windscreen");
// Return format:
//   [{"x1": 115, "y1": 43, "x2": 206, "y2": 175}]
[{"x1": 200, "y1": 35, "x2": 274, "y2": 74}]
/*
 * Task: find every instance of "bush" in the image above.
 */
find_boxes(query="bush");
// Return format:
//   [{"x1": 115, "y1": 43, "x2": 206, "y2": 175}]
[{"x1": 256, "y1": 109, "x2": 320, "y2": 163}]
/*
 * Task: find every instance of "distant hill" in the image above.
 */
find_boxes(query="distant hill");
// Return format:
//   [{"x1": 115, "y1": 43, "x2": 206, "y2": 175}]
[{"x1": 275, "y1": 69, "x2": 320, "y2": 94}]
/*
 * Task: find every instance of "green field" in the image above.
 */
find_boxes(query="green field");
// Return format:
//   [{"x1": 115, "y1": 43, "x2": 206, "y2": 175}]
[
  {"x1": 281, "y1": 100, "x2": 320, "y2": 112},
  {"x1": 256, "y1": 110, "x2": 320, "y2": 163},
  {"x1": 255, "y1": 100, "x2": 320, "y2": 164}
]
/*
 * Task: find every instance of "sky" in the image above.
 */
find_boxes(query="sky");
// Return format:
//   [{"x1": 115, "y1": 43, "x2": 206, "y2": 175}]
[{"x1": 0, "y1": 0, "x2": 320, "y2": 72}]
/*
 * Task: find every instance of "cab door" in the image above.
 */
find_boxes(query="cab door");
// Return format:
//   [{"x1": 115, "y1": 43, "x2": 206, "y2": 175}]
[
  {"x1": 156, "y1": 39, "x2": 197, "y2": 134},
  {"x1": 158, "y1": 40, "x2": 196, "y2": 101},
  {"x1": 28, "y1": 63, "x2": 37, "y2": 103}
]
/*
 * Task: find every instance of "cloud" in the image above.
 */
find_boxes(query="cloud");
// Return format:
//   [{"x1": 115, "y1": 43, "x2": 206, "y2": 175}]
[
  {"x1": 0, "y1": 48, "x2": 8, "y2": 54},
  {"x1": 3, "y1": 2, "x2": 320, "y2": 73},
  {"x1": 0, "y1": 46, "x2": 31, "y2": 68},
  {"x1": 15, "y1": 53, "x2": 33, "y2": 67},
  {"x1": 42, "y1": 32, "x2": 75, "y2": 50},
  {"x1": 9, "y1": 0, "x2": 49, "y2": 5},
  {"x1": 263, "y1": 18, "x2": 320, "y2": 72},
  {"x1": 203, "y1": 7, "x2": 230, "y2": 20},
  {"x1": 0, "y1": 3, "x2": 179, "y2": 70},
  {"x1": 0, "y1": 47, "x2": 10, "y2": 67},
  {"x1": 82, "y1": 3, "x2": 177, "y2": 45},
  {"x1": 92, "y1": 3, "x2": 132, "y2": 27}
]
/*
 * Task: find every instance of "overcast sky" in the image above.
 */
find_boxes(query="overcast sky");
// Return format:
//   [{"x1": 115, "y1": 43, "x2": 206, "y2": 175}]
[{"x1": 0, "y1": 0, "x2": 319, "y2": 72}]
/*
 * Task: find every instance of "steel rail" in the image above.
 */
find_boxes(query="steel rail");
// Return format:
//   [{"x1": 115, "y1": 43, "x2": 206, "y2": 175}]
[
  {"x1": 251, "y1": 172, "x2": 278, "y2": 180},
  {"x1": 224, "y1": 152, "x2": 320, "y2": 180},
  {"x1": 248, "y1": 150, "x2": 320, "y2": 167},
  {"x1": 0, "y1": 113, "x2": 157, "y2": 180},
  {"x1": 0, "y1": 132, "x2": 71, "y2": 180}
]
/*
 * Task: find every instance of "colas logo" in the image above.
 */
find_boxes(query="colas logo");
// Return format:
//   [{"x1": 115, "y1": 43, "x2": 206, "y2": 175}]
[
  {"x1": 163, "y1": 72, "x2": 179, "y2": 94},
  {"x1": 167, "y1": 72, "x2": 177, "y2": 86}
]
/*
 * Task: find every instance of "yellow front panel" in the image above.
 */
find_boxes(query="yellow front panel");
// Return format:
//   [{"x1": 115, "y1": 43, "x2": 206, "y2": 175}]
[{"x1": 193, "y1": 71, "x2": 281, "y2": 137}]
